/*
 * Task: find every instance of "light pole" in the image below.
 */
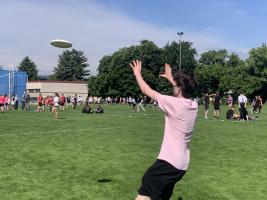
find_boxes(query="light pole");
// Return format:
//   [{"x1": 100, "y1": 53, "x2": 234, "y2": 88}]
[{"x1": 177, "y1": 32, "x2": 184, "y2": 71}]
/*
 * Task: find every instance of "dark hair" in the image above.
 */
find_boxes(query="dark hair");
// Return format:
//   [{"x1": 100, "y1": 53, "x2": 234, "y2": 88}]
[{"x1": 174, "y1": 72, "x2": 195, "y2": 99}]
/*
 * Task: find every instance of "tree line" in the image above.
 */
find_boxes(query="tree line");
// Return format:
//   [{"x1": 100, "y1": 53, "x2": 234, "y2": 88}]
[{"x1": 16, "y1": 40, "x2": 267, "y2": 99}]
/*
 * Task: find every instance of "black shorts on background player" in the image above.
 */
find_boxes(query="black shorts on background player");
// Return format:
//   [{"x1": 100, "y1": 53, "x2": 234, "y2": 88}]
[
  {"x1": 214, "y1": 95, "x2": 221, "y2": 110},
  {"x1": 138, "y1": 159, "x2": 186, "y2": 200}
]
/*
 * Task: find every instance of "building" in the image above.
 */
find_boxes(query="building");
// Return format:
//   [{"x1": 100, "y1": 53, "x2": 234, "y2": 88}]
[{"x1": 27, "y1": 81, "x2": 88, "y2": 102}]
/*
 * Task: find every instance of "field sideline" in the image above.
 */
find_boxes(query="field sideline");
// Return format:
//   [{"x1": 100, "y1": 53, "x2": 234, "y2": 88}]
[{"x1": 0, "y1": 104, "x2": 266, "y2": 200}]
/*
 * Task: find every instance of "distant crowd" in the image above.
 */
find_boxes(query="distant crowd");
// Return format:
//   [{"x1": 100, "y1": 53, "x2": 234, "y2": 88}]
[
  {"x1": 1, "y1": 91, "x2": 264, "y2": 121},
  {"x1": 203, "y1": 91, "x2": 264, "y2": 121}
]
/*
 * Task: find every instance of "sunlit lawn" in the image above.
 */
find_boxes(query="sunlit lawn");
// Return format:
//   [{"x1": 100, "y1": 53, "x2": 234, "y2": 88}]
[{"x1": 0, "y1": 104, "x2": 266, "y2": 200}]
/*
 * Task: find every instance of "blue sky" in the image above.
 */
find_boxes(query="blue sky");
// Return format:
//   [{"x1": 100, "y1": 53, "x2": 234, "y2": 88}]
[{"x1": 0, "y1": 0, "x2": 266, "y2": 75}]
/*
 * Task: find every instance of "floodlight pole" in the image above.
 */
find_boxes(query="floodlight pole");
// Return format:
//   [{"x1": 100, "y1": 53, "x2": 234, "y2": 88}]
[{"x1": 177, "y1": 32, "x2": 184, "y2": 71}]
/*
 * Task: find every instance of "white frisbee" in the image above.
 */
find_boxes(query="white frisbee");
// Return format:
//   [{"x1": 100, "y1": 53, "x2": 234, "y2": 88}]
[{"x1": 50, "y1": 39, "x2": 72, "y2": 48}]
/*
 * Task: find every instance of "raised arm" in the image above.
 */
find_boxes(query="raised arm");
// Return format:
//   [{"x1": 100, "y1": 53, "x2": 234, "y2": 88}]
[
  {"x1": 159, "y1": 63, "x2": 176, "y2": 86},
  {"x1": 130, "y1": 60, "x2": 159, "y2": 101}
]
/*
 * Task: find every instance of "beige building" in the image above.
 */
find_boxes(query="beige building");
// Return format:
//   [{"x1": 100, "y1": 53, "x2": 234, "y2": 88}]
[{"x1": 27, "y1": 81, "x2": 88, "y2": 101}]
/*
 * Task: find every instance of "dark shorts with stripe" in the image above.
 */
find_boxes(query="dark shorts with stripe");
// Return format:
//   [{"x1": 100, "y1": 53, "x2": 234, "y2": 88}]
[{"x1": 138, "y1": 159, "x2": 186, "y2": 200}]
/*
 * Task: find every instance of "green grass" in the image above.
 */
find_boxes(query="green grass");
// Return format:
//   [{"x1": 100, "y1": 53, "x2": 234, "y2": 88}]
[{"x1": 0, "y1": 104, "x2": 266, "y2": 200}]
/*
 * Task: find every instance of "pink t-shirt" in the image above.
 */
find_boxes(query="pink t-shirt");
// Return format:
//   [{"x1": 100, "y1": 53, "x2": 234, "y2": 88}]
[
  {"x1": 155, "y1": 94, "x2": 198, "y2": 170},
  {"x1": 0, "y1": 96, "x2": 4, "y2": 104}
]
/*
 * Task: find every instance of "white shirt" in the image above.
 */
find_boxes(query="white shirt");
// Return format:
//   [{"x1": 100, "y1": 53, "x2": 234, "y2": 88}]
[{"x1": 238, "y1": 94, "x2": 247, "y2": 105}]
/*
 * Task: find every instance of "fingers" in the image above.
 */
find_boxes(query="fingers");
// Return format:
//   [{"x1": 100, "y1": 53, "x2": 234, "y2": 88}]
[
  {"x1": 130, "y1": 60, "x2": 141, "y2": 68},
  {"x1": 165, "y1": 63, "x2": 171, "y2": 69}
]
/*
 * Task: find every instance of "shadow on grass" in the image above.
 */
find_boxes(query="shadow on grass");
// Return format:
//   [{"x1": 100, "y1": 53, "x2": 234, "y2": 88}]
[
  {"x1": 97, "y1": 178, "x2": 112, "y2": 183},
  {"x1": 178, "y1": 197, "x2": 183, "y2": 200}
]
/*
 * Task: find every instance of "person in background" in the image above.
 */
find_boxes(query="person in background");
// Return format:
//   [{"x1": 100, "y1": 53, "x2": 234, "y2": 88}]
[
  {"x1": 60, "y1": 94, "x2": 66, "y2": 111},
  {"x1": 52, "y1": 93, "x2": 60, "y2": 119},
  {"x1": 37, "y1": 93, "x2": 43, "y2": 112},
  {"x1": 21, "y1": 92, "x2": 26, "y2": 111},
  {"x1": 15, "y1": 95, "x2": 19, "y2": 110},
  {"x1": 226, "y1": 106, "x2": 239, "y2": 120},
  {"x1": 203, "y1": 92, "x2": 210, "y2": 119},
  {"x1": 0, "y1": 94, "x2": 5, "y2": 112},
  {"x1": 4, "y1": 94, "x2": 9, "y2": 111},
  {"x1": 72, "y1": 94, "x2": 77, "y2": 111},
  {"x1": 11, "y1": 96, "x2": 15, "y2": 110},
  {"x1": 25, "y1": 94, "x2": 31, "y2": 111},
  {"x1": 213, "y1": 92, "x2": 221, "y2": 119},
  {"x1": 95, "y1": 104, "x2": 104, "y2": 114},
  {"x1": 227, "y1": 94, "x2": 233, "y2": 108},
  {"x1": 238, "y1": 91, "x2": 247, "y2": 120}
]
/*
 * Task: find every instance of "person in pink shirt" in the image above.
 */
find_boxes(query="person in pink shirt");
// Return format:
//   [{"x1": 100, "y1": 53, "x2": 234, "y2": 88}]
[
  {"x1": 4, "y1": 95, "x2": 10, "y2": 111},
  {"x1": 130, "y1": 60, "x2": 198, "y2": 200},
  {"x1": 0, "y1": 94, "x2": 5, "y2": 112}
]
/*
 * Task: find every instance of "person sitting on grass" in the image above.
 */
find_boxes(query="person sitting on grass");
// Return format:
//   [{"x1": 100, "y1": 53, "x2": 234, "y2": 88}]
[
  {"x1": 82, "y1": 102, "x2": 94, "y2": 114},
  {"x1": 95, "y1": 104, "x2": 104, "y2": 114},
  {"x1": 226, "y1": 106, "x2": 240, "y2": 120}
]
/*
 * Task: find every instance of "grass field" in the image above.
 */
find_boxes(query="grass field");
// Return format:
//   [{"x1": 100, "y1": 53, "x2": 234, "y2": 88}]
[{"x1": 0, "y1": 104, "x2": 266, "y2": 200}]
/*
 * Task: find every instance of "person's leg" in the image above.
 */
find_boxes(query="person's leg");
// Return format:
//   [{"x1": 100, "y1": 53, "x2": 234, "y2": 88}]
[
  {"x1": 213, "y1": 109, "x2": 216, "y2": 118},
  {"x1": 135, "y1": 195, "x2": 151, "y2": 200},
  {"x1": 205, "y1": 109, "x2": 208, "y2": 119},
  {"x1": 140, "y1": 104, "x2": 146, "y2": 111},
  {"x1": 216, "y1": 110, "x2": 220, "y2": 118}
]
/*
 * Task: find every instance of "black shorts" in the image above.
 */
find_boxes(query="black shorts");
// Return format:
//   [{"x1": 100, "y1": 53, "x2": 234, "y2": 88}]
[
  {"x1": 214, "y1": 104, "x2": 220, "y2": 110},
  {"x1": 138, "y1": 159, "x2": 186, "y2": 200}
]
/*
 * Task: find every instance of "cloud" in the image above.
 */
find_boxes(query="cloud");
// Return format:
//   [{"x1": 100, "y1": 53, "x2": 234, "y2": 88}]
[{"x1": 0, "y1": 0, "x2": 249, "y2": 75}]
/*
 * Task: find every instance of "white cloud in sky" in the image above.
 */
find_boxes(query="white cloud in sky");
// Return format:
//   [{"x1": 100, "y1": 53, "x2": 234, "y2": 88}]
[{"x1": 0, "y1": 0, "x2": 249, "y2": 75}]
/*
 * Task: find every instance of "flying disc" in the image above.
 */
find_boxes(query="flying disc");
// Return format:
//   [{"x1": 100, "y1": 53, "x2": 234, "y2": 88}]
[{"x1": 50, "y1": 39, "x2": 72, "y2": 48}]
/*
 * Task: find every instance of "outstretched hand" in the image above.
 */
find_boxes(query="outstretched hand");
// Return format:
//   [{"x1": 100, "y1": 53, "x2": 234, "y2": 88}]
[
  {"x1": 130, "y1": 60, "x2": 142, "y2": 77},
  {"x1": 159, "y1": 63, "x2": 175, "y2": 85}
]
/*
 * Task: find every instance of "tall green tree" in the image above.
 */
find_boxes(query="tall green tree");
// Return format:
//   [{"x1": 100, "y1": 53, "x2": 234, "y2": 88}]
[
  {"x1": 18, "y1": 56, "x2": 38, "y2": 80},
  {"x1": 199, "y1": 49, "x2": 228, "y2": 67},
  {"x1": 89, "y1": 40, "x2": 198, "y2": 97},
  {"x1": 226, "y1": 53, "x2": 244, "y2": 67},
  {"x1": 161, "y1": 41, "x2": 197, "y2": 74},
  {"x1": 89, "y1": 40, "x2": 162, "y2": 97},
  {"x1": 219, "y1": 66, "x2": 264, "y2": 97},
  {"x1": 245, "y1": 44, "x2": 267, "y2": 98},
  {"x1": 53, "y1": 49, "x2": 90, "y2": 81}
]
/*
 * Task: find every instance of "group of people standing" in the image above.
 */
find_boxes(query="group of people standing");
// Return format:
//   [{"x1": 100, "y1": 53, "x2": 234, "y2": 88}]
[
  {"x1": 0, "y1": 94, "x2": 20, "y2": 112},
  {"x1": 204, "y1": 92, "x2": 222, "y2": 119},
  {"x1": 36, "y1": 93, "x2": 79, "y2": 119},
  {"x1": 204, "y1": 91, "x2": 263, "y2": 121}
]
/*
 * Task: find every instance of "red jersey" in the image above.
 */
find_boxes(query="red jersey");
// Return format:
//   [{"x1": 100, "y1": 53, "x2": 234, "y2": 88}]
[
  {"x1": 60, "y1": 96, "x2": 65, "y2": 103},
  {"x1": 37, "y1": 96, "x2": 43, "y2": 103}
]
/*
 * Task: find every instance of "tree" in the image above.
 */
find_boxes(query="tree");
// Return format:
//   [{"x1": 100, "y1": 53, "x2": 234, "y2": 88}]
[
  {"x1": 53, "y1": 49, "x2": 90, "y2": 81},
  {"x1": 162, "y1": 41, "x2": 197, "y2": 74},
  {"x1": 226, "y1": 53, "x2": 244, "y2": 68},
  {"x1": 89, "y1": 40, "x2": 162, "y2": 97},
  {"x1": 199, "y1": 49, "x2": 228, "y2": 67},
  {"x1": 195, "y1": 63, "x2": 226, "y2": 95},
  {"x1": 18, "y1": 56, "x2": 38, "y2": 80},
  {"x1": 89, "y1": 40, "x2": 198, "y2": 97},
  {"x1": 245, "y1": 44, "x2": 267, "y2": 98},
  {"x1": 219, "y1": 66, "x2": 264, "y2": 97}
]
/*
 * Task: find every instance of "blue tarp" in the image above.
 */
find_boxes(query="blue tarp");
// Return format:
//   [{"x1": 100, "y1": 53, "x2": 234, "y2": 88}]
[{"x1": 0, "y1": 70, "x2": 27, "y2": 100}]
